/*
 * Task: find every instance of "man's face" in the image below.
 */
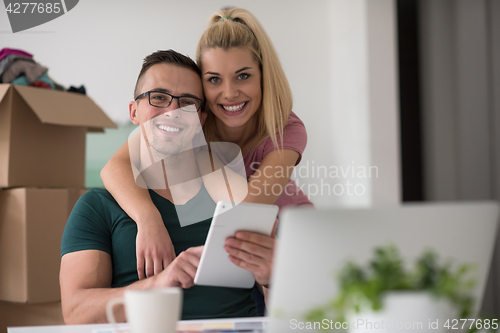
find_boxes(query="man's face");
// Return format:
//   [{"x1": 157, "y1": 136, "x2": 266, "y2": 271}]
[{"x1": 130, "y1": 63, "x2": 204, "y2": 157}]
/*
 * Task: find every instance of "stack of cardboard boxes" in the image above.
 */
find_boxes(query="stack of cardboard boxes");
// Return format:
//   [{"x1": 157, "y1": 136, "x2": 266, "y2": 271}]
[{"x1": 0, "y1": 84, "x2": 116, "y2": 330}]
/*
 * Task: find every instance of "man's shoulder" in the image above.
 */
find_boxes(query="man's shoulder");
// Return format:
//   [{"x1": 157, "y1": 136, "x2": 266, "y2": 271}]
[
  {"x1": 63, "y1": 188, "x2": 117, "y2": 258},
  {"x1": 75, "y1": 188, "x2": 122, "y2": 213},
  {"x1": 78, "y1": 187, "x2": 112, "y2": 204}
]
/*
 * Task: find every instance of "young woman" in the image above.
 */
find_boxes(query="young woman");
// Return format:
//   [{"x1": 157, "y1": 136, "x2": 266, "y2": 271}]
[{"x1": 101, "y1": 8, "x2": 312, "y2": 281}]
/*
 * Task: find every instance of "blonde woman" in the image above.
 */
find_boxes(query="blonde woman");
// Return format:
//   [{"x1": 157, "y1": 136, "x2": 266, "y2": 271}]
[{"x1": 101, "y1": 8, "x2": 312, "y2": 288}]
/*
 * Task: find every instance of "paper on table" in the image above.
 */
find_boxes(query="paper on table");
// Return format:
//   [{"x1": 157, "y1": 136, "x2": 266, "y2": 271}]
[
  {"x1": 92, "y1": 329, "x2": 129, "y2": 333},
  {"x1": 92, "y1": 320, "x2": 265, "y2": 333}
]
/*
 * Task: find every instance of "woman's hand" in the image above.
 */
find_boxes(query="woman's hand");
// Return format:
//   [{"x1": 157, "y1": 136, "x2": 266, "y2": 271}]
[
  {"x1": 224, "y1": 219, "x2": 278, "y2": 287},
  {"x1": 136, "y1": 220, "x2": 176, "y2": 279}
]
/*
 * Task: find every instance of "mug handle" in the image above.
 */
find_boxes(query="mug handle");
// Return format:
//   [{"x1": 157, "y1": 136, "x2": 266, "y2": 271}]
[{"x1": 106, "y1": 296, "x2": 125, "y2": 323}]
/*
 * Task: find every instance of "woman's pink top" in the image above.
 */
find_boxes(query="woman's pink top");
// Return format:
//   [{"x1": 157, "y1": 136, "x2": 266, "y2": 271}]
[{"x1": 243, "y1": 111, "x2": 313, "y2": 213}]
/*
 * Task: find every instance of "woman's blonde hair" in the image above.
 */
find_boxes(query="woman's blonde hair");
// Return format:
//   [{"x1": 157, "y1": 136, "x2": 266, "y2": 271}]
[{"x1": 196, "y1": 8, "x2": 293, "y2": 151}]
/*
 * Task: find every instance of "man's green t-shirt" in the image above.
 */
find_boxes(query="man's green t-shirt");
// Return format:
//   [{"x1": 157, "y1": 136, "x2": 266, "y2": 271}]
[{"x1": 61, "y1": 187, "x2": 257, "y2": 319}]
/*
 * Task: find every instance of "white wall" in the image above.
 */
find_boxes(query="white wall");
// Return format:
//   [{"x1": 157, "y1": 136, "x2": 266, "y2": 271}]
[
  {"x1": 315, "y1": 0, "x2": 400, "y2": 207},
  {"x1": 0, "y1": 0, "x2": 400, "y2": 207}
]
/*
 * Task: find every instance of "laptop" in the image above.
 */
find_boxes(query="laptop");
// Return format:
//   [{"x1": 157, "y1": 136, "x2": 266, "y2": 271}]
[{"x1": 266, "y1": 202, "x2": 499, "y2": 332}]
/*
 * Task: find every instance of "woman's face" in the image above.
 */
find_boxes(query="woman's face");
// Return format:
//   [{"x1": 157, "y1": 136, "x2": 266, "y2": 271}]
[{"x1": 201, "y1": 47, "x2": 262, "y2": 131}]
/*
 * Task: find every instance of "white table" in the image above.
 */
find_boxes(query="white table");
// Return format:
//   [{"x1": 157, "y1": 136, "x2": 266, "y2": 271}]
[{"x1": 8, "y1": 317, "x2": 268, "y2": 333}]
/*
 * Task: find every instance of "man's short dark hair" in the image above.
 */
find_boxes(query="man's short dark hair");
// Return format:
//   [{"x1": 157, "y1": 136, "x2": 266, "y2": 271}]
[{"x1": 134, "y1": 49, "x2": 201, "y2": 98}]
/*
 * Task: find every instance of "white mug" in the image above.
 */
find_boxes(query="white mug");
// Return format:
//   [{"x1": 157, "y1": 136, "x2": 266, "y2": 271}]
[{"x1": 106, "y1": 288, "x2": 182, "y2": 333}]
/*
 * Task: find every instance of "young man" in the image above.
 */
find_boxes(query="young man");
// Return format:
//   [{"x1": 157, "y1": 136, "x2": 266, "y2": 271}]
[{"x1": 59, "y1": 50, "x2": 273, "y2": 324}]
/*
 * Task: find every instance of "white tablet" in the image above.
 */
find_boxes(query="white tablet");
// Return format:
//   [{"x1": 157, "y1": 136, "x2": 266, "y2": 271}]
[{"x1": 194, "y1": 201, "x2": 279, "y2": 289}]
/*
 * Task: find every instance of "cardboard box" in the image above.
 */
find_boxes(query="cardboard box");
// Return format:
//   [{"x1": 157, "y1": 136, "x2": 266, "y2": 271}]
[
  {"x1": 0, "y1": 301, "x2": 64, "y2": 330},
  {"x1": 0, "y1": 187, "x2": 87, "y2": 303},
  {"x1": 0, "y1": 84, "x2": 116, "y2": 188}
]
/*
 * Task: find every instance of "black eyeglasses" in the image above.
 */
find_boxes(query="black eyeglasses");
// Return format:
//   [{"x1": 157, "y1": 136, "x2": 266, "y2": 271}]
[{"x1": 135, "y1": 90, "x2": 203, "y2": 113}]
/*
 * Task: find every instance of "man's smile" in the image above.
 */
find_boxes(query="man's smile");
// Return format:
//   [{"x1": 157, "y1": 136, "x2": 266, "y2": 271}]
[{"x1": 157, "y1": 124, "x2": 182, "y2": 133}]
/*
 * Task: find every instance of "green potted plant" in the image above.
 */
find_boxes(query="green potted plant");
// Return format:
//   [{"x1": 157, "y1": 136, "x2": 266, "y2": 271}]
[{"x1": 306, "y1": 245, "x2": 481, "y2": 332}]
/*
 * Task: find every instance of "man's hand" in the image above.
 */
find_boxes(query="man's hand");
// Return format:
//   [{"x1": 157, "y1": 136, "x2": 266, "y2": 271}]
[
  {"x1": 224, "y1": 219, "x2": 278, "y2": 287},
  {"x1": 155, "y1": 246, "x2": 204, "y2": 288},
  {"x1": 60, "y1": 246, "x2": 203, "y2": 325},
  {"x1": 136, "y1": 221, "x2": 176, "y2": 279}
]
